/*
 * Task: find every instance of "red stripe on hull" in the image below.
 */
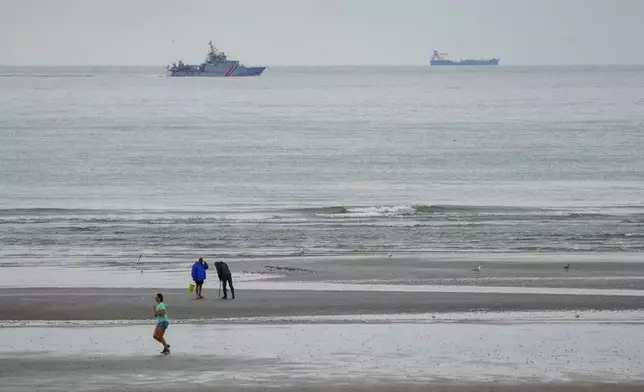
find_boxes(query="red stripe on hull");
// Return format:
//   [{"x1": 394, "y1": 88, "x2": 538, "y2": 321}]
[{"x1": 225, "y1": 65, "x2": 237, "y2": 77}]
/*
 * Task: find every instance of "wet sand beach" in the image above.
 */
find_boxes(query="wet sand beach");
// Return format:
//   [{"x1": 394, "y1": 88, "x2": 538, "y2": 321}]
[
  {"x1": 1, "y1": 287, "x2": 644, "y2": 321},
  {"x1": 2, "y1": 317, "x2": 644, "y2": 391},
  {"x1": 3, "y1": 255, "x2": 644, "y2": 391},
  {"x1": 0, "y1": 255, "x2": 642, "y2": 392},
  {"x1": 2, "y1": 283, "x2": 644, "y2": 391}
]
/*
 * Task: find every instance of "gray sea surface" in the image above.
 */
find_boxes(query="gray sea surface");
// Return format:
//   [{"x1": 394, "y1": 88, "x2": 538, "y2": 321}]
[{"x1": 1, "y1": 66, "x2": 643, "y2": 266}]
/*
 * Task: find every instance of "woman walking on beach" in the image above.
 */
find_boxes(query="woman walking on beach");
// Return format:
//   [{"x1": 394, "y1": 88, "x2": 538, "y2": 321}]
[{"x1": 153, "y1": 293, "x2": 170, "y2": 355}]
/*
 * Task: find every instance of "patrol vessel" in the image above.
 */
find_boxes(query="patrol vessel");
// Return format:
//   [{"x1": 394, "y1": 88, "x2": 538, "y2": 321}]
[{"x1": 167, "y1": 41, "x2": 266, "y2": 77}]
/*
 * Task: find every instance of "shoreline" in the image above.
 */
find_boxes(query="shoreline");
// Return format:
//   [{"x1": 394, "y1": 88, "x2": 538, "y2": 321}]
[{"x1": 5, "y1": 252, "x2": 644, "y2": 291}]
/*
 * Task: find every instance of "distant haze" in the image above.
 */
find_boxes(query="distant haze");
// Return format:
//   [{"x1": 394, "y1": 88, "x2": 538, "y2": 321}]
[{"x1": 1, "y1": 0, "x2": 643, "y2": 66}]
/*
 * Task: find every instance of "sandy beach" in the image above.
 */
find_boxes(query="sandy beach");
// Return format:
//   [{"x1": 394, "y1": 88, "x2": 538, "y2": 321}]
[
  {"x1": 1, "y1": 287, "x2": 644, "y2": 321},
  {"x1": 2, "y1": 254, "x2": 644, "y2": 391},
  {"x1": 3, "y1": 257, "x2": 644, "y2": 392},
  {"x1": 2, "y1": 313, "x2": 644, "y2": 391},
  {"x1": 1, "y1": 280, "x2": 644, "y2": 391}
]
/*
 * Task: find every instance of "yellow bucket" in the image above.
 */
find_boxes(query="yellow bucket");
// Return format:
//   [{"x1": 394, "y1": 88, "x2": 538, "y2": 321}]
[{"x1": 188, "y1": 283, "x2": 195, "y2": 293}]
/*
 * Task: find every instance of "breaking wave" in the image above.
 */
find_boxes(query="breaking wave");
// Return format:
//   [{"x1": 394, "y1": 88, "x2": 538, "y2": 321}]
[
  {"x1": 294, "y1": 204, "x2": 644, "y2": 220},
  {"x1": 1, "y1": 204, "x2": 643, "y2": 263},
  {"x1": 296, "y1": 204, "x2": 524, "y2": 217}
]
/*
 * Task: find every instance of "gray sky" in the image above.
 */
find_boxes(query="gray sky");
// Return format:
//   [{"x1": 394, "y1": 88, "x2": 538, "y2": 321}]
[{"x1": 1, "y1": 0, "x2": 643, "y2": 66}]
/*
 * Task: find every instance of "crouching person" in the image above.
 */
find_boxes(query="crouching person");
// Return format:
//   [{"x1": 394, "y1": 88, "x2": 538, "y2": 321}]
[{"x1": 215, "y1": 260, "x2": 235, "y2": 299}]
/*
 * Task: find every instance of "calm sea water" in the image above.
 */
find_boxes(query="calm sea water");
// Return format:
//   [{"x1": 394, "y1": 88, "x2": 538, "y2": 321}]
[{"x1": 1, "y1": 66, "x2": 643, "y2": 266}]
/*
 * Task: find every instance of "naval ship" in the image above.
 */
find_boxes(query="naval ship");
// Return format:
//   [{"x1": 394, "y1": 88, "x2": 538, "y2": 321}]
[
  {"x1": 430, "y1": 50, "x2": 499, "y2": 66},
  {"x1": 167, "y1": 41, "x2": 266, "y2": 77}
]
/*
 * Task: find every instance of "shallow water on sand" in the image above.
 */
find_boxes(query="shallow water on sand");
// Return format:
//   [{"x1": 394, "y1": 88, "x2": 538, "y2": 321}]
[{"x1": 1, "y1": 315, "x2": 643, "y2": 391}]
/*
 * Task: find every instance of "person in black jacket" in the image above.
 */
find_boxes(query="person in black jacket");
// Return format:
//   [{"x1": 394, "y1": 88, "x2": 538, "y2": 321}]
[{"x1": 214, "y1": 261, "x2": 235, "y2": 299}]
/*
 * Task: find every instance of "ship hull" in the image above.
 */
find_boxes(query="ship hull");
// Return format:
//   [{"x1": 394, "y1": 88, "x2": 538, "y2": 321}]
[
  {"x1": 430, "y1": 59, "x2": 499, "y2": 66},
  {"x1": 167, "y1": 66, "x2": 266, "y2": 77}
]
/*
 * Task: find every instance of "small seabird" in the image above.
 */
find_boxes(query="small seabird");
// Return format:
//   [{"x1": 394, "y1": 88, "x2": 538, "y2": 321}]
[
  {"x1": 472, "y1": 265, "x2": 482, "y2": 272},
  {"x1": 299, "y1": 247, "x2": 304, "y2": 256},
  {"x1": 388, "y1": 252, "x2": 392, "y2": 258},
  {"x1": 564, "y1": 264, "x2": 570, "y2": 272}
]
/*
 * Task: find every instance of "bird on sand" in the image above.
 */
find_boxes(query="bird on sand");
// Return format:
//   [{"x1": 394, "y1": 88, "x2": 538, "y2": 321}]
[
  {"x1": 472, "y1": 265, "x2": 482, "y2": 272},
  {"x1": 388, "y1": 252, "x2": 392, "y2": 258},
  {"x1": 564, "y1": 264, "x2": 570, "y2": 272}
]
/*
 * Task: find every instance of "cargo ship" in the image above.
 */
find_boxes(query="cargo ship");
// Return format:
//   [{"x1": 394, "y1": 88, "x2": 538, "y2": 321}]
[{"x1": 430, "y1": 50, "x2": 499, "y2": 66}]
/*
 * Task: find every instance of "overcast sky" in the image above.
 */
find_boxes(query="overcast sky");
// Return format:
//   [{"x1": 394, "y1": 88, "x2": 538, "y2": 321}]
[{"x1": 1, "y1": 0, "x2": 643, "y2": 66}]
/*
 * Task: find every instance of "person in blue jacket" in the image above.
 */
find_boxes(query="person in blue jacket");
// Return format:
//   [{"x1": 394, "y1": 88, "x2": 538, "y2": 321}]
[{"x1": 191, "y1": 257, "x2": 209, "y2": 299}]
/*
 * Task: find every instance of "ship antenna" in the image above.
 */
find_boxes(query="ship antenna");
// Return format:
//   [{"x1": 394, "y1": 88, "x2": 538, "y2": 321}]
[{"x1": 208, "y1": 41, "x2": 216, "y2": 54}]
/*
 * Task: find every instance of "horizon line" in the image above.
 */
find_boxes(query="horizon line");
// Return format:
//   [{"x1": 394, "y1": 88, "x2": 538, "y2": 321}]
[{"x1": 2, "y1": 63, "x2": 644, "y2": 68}]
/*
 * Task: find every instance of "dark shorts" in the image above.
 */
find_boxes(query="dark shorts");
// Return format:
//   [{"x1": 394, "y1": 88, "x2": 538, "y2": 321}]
[
  {"x1": 194, "y1": 280, "x2": 204, "y2": 285},
  {"x1": 156, "y1": 321, "x2": 169, "y2": 329}
]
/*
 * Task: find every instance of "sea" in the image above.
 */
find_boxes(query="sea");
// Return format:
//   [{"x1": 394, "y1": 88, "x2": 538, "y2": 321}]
[{"x1": 1, "y1": 65, "x2": 643, "y2": 269}]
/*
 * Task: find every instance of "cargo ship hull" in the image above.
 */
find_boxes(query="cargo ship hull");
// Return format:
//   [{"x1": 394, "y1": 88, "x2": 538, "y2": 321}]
[
  {"x1": 429, "y1": 50, "x2": 500, "y2": 66},
  {"x1": 430, "y1": 58, "x2": 500, "y2": 66}
]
